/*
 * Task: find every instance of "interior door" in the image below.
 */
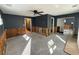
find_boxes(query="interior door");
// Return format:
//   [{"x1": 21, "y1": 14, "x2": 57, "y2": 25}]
[
  {"x1": 24, "y1": 18, "x2": 32, "y2": 32},
  {"x1": 57, "y1": 18, "x2": 64, "y2": 33}
]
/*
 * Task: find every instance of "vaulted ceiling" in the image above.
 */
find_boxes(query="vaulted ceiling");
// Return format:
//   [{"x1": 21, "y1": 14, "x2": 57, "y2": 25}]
[{"x1": 0, "y1": 4, "x2": 79, "y2": 17}]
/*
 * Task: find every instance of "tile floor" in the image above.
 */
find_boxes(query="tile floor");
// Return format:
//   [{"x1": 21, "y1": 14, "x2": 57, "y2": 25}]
[
  {"x1": 6, "y1": 32, "x2": 71, "y2": 55},
  {"x1": 31, "y1": 33, "x2": 68, "y2": 55}
]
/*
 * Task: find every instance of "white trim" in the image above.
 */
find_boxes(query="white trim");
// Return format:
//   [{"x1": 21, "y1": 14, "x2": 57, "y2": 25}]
[{"x1": 53, "y1": 17, "x2": 55, "y2": 33}]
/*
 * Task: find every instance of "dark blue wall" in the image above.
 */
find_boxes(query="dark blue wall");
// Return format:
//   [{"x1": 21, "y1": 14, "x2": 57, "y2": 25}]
[
  {"x1": 32, "y1": 15, "x2": 48, "y2": 27},
  {"x1": 1, "y1": 11, "x2": 79, "y2": 35},
  {"x1": 32, "y1": 14, "x2": 55, "y2": 28},
  {"x1": 2, "y1": 14, "x2": 27, "y2": 29},
  {"x1": 0, "y1": 25, "x2": 4, "y2": 35},
  {"x1": 65, "y1": 18, "x2": 75, "y2": 24}
]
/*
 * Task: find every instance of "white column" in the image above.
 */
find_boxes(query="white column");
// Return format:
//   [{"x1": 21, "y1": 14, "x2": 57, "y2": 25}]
[{"x1": 53, "y1": 17, "x2": 54, "y2": 33}]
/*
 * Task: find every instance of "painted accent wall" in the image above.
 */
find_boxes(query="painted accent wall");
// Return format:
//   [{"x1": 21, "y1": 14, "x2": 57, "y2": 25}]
[
  {"x1": 2, "y1": 14, "x2": 28, "y2": 29},
  {"x1": 32, "y1": 15, "x2": 48, "y2": 27},
  {"x1": 0, "y1": 25, "x2": 4, "y2": 35},
  {"x1": 32, "y1": 14, "x2": 55, "y2": 28},
  {"x1": 1, "y1": 11, "x2": 79, "y2": 36}
]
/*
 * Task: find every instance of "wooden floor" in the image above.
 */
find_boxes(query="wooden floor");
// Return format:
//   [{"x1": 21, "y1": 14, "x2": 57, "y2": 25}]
[{"x1": 64, "y1": 35, "x2": 79, "y2": 55}]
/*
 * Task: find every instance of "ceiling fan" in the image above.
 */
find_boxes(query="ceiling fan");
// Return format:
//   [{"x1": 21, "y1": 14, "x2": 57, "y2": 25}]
[{"x1": 30, "y1": 10, "x2": 44, "y2": 15}]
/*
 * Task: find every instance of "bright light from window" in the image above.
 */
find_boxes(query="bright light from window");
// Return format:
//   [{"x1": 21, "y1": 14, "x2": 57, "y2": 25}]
[
  {"x1": 71, "y1": 22, "x2": 74, "y2": 24},
  {"x1": 0, "y1": 15, "x2": 3, "y2": 25},
  {"x1": 48, "y1": 39, "x2": 56, "y2": 54},
  {"x1": 22, "y1": 34, "x2": 30, "y2": 41},
  {"x1": 64, "y1": 20, "x2": 66, "y2": 23}
]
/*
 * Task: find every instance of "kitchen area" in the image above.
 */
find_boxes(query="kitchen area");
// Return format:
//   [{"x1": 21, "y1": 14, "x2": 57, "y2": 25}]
[{"x1": 56, "y1": 16, "x2": 79, "y2": 54}]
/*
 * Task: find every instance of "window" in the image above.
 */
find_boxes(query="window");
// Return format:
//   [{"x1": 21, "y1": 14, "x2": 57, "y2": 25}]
[{"x1": 0, "y1": 15, "x2": 3, "y2": 25}]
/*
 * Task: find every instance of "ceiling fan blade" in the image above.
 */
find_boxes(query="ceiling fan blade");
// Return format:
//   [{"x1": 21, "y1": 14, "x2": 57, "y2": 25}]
[
  {"x1": 38, "y1": 11, "x2": 43, "y2": 13},
  {"x1": 29, "y1": 9, "x2": 44, "y2": 16}
]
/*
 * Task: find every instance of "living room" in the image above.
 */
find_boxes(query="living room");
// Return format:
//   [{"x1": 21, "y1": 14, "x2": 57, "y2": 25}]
[{"x1": 0, "y1": 4, "x2": 79, "y2": 55}]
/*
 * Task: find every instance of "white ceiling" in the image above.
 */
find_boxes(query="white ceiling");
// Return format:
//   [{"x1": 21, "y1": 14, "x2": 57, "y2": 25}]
[{"x1": 0, "y1": 4, "x2": 79, "y2": 17}]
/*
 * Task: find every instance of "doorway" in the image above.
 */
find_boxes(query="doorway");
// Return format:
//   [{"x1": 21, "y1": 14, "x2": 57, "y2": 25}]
[
  {"x1": 63, "y1": 17, "x2": 75, "y2": 35},
  {"x1": 24, "y1": 18, "x2": 32, "y2": 32},
  {"x1": 57, "y1": 18, "x2": 64, "y2": 33}
]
